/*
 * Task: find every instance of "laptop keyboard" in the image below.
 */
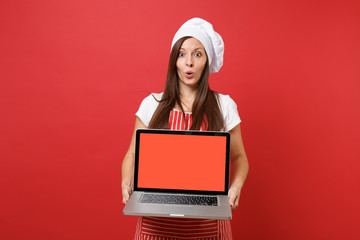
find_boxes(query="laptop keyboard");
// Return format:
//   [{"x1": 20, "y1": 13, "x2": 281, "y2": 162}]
[{"x1": 140, "y1": 193, "x2": 218, "y2": 206}]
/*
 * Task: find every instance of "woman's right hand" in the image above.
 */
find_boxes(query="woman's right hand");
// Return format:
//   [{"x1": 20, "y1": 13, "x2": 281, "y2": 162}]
[{"x1": 122, "y1": 184, "x2": 133, "y2": 204}]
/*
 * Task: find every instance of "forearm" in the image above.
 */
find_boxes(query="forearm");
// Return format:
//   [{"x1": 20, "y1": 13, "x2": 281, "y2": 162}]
[
  {"x1": 121, "y1": 117, "x2": 146, "y2": 204},
  {"x1": 228, "y1": 151, "x2": 249, "y2": 209},
  {"x1": 230, "y1": 153, "x2": 249, "y2": 190},
  {"x1": 121, "y1": 152, "x2": 134, "y2": 188}
]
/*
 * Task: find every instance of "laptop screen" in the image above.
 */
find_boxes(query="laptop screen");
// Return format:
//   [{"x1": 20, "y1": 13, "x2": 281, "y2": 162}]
[{"x1": 134, "y1": 130, "x2": 230, "y2": 194}]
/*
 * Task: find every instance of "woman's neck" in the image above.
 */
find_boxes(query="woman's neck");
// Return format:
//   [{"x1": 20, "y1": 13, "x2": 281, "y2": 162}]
[
  {"x1": 179, "y1": 82, "x2": 198, "y2": 99},
  {"x1": 178, "y1": 84, "x2": 198, "y2": 112}
]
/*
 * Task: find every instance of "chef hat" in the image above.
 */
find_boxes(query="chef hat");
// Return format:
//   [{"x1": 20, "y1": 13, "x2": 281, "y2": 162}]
[{"x1": 171, "y1": 18, "x2": 224, "y2": 74}]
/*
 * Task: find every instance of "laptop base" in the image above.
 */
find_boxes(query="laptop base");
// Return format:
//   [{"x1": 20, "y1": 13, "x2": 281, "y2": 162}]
[{"x1": 123, "y1": 192, "x2": 232, "y2": 220}]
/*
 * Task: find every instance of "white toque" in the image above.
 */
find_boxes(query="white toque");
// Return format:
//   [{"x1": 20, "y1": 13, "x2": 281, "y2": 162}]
[{"x1": 171, "y1": 18, "x2": 224, "y2": 74}]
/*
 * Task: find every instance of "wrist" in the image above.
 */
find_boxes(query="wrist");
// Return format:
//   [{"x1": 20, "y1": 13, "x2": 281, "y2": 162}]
[
  {"x1": 230, "y1": 179, "x2": 244, "y2": 190},
  {"x1": 121, "y1": 182, "x2": 132, "y2": 189}
]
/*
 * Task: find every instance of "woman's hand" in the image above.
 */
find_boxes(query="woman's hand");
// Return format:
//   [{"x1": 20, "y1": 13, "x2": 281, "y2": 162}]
[
  {"x1": 228, "y1": 186, "x2": 241, "y2": 210},
  {"x1": 122, "y1": 184, "x2": 133, "y2": 204}
]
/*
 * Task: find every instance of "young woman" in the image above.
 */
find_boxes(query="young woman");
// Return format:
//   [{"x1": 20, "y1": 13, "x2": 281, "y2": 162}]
[{"x1": 122, "y1": 18, "x2": 249, "y2": 239}]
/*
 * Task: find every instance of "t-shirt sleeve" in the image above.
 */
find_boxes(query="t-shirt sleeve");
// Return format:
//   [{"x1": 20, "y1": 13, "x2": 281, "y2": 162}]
[
  {"x1": 135, "y1": 94, "x2": 161, "y2": 127},
  {"x1": 219, "y1": 94, "x2": 241, "y2": 132}
]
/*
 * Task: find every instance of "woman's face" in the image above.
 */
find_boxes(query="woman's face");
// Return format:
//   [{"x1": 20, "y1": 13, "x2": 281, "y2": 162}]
[{"x1": 176, "y1": 38, "x2": 207, "y2": 88}]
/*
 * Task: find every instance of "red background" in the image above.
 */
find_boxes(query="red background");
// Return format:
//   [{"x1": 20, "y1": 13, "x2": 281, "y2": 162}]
[
  {"x1": 1, "y1": 0, "x2": 359, "y2": 239},
  {"x1": 138, "y1": 134, "x2": 226, "y2": 191}
]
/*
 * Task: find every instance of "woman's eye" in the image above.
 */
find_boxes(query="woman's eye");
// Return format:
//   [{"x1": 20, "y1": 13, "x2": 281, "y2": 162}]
[
  {"x1": 194, "y1": 52, "x2": 202, "y2": 57},
  {"x1": 178, "y1": 52, "x2": 185, "y2": 57}
]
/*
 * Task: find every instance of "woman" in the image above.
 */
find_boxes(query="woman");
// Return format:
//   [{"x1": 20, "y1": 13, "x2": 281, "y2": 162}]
[{"x1": 122, "y1": 18, "x2": 249, "y2": 239}]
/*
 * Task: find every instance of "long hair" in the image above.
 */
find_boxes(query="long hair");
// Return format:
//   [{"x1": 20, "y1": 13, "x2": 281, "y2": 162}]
[{"x1": 148, "y1": 37, "x2": 224, "y2": 131}]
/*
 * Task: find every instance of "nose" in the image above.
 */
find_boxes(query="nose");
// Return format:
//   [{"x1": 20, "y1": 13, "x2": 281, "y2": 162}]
[{"x1": 186, "y1": 55, "x2": 193, "y2": 67}]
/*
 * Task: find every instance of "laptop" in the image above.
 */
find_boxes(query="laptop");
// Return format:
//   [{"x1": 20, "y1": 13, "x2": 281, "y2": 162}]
[{"x1": 123, "y1": 129, "x2": 232, "y2": 220}]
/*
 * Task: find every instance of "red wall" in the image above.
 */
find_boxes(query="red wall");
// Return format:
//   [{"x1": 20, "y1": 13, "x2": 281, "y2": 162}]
[{"x1": 1, "y1": 0, "x2": 359, "y2": 239}]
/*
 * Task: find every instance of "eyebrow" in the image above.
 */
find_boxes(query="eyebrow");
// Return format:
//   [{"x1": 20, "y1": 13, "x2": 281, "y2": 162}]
[{"x1": 179, "y1": 47, "x2": 205, "y2": 51}]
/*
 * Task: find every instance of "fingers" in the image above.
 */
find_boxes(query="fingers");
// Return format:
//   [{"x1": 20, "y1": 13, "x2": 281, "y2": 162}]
[
  {"x1": 230, "y1": 197, "x2": 239, "y2": 210},
  {"x1": 228, "y1": 187, "x2": 240, "y2": 210},
  {"x1": 229, "y1": 195, "x2": 239, "y2": 210},
  {"x1": 122, "y1": 185, "x2": 133, "y2": 204},
  {"x1": 122, "y1": 193, "x2": 129, "y2": 204}
]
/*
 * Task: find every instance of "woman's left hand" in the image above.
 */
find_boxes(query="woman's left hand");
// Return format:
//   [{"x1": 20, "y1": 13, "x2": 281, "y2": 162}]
[{"x1": 228, "y1": 186, "x2": 241, "y2": 210}]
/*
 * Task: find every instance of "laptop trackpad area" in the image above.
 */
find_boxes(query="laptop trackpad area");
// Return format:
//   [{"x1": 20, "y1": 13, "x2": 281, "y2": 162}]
[{"x1": 162, "y1": 205, "x2": 194, "y2": 214}]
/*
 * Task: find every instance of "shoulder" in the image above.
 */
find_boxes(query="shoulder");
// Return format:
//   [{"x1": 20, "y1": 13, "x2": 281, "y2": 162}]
[
  {"x1": 140, "y1": 92, "x2": 163, "y2": 106},
  {"x1": 216, "y1": 93, "x2": 237, "y2": 109},
  {"x1": 215, "y1": 92, "x2": 241, "y2": 132},
  {"x1": 135, "y1": 92, "x2": 163, "y2": 127}
]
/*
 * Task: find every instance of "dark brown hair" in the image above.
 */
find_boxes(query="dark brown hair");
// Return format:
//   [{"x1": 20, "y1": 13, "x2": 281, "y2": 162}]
[{"x1": 148, "y1": 37, "x2": 224, "y2": 131}]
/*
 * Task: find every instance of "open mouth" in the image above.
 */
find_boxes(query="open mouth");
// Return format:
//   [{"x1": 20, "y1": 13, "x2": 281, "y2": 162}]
[{"x1": 185, "y1": 72, "x2": 194, "y2": 78}]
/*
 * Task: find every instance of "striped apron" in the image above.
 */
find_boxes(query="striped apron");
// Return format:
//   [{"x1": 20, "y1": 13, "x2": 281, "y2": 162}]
[{"x1": 134, "y1": 109, "x2": 232, "y2": 240}]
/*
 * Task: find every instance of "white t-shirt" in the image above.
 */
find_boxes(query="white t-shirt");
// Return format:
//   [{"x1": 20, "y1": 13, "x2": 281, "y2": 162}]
[{"x1": 135, "y1": 92, "x2": 241, "y2": 132}]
